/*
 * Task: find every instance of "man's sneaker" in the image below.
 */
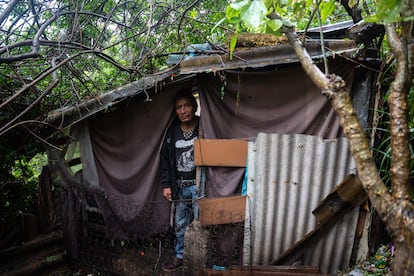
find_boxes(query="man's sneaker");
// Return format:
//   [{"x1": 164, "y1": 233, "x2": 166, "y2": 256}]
[{"x1": 162, "y1": 257, "x2": 184, "y2": 272}]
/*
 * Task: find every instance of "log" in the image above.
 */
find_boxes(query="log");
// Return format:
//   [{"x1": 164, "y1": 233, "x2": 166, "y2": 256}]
[{"x1": 0, "y1": 231, "x2": 63, "y2": 258}]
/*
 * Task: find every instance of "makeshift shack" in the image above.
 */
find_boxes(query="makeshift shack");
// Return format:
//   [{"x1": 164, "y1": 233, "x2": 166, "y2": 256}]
[{"x1": 44, "y1": 21, "x2": 383, "y2": 274}]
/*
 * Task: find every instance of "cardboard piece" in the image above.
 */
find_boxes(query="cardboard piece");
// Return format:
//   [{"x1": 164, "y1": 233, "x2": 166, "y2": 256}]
[
  {"x1": 194, "y1": 139, "x2": 248, "y2": 167},
  {"x1": 198, "y1": 195, "x2": 246, "y2": 225}
]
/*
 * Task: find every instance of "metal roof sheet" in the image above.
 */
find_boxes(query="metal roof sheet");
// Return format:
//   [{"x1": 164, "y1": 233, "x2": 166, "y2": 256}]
[{"x1": 180, "y1": 39, "x2": 359, "y2": 74}]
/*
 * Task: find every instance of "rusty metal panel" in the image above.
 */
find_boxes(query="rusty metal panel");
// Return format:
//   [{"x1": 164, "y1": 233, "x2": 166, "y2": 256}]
[
  {"x1": 180, "y1": 40, "x2": 358, "y2": 74},
  {"x1": 243, "y1": 133, "x2": 358, "y2": 274}
]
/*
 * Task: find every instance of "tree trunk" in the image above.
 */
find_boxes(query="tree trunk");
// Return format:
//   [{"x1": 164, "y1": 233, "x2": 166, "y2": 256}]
[
  {"x1": 285, "y1": 31, "x2": 414, "y2": 274},
  {"x1": 392, "y1": 240, "x2": 414, "y2": 276}
]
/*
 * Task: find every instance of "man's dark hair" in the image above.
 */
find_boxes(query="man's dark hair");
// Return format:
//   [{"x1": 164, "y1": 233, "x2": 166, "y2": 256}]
[{"x1": 174, "y1": 90, "x2": 198, "y2": 112}]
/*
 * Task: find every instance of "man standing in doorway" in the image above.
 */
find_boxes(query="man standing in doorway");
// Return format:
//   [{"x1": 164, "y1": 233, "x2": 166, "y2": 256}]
[{"x1": 160, "y1": 90, "x2": 199, "y2": 272}]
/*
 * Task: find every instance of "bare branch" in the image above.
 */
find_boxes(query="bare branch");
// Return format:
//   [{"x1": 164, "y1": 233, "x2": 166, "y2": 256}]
[
  {"x1": 177, "y1": 0, "x2": 200, "y2": 44},
  {"x1": 315, "y1": 2, "x2": 329, "y2": 74},
  {"x1": 339, "y1": 0, "x2": 362, "y2": 23},
  {"x1": 0, "y1": 79, "x2": 59, "y2": 136},
  {"x1": 92, "y1": 3, "x2": 121, "y2": 49},
  {"x1": 0, "y1": 12, "x2": 57, "y2": 63},
  {"x1": 0, "y1": 0, "x2": 20, "y2": 26},
  {"x1": 0, "y1": 50, "x2": 97, "y2": 110},
  {"x1": 3, "y1": 120, "x2": 66, "y2": 151},
  {"x1": 0, "y1": 40, "x2": 88, "y2": 56}
]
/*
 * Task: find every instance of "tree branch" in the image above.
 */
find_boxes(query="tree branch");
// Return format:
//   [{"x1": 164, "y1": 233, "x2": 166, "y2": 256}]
[
  {"x1": 286, "y1": 30, "x2": 393, "y2": 220},
  {"x1": 177, "y1": 0, "x2": 200, "y2": 44},
  {"x1": 0, "y1": 12, "x2": 57, "y2": 63},
  {"x1": 385, "y1": 23, "x2": 412, "y2": 200},
  {"x1": 0, "y1": 79, "x2": 59, "y2": 136},
  {"x1": 0, "y1": 0, "x2": 21, "y2": 26},
  {"x1": 0, "y1": 50, "x2": 97, "y2": 110},
  {"x1": 286, "y1": 32, "x2": 329, "y2": 90},
  {"x1": 339, "y1": 0, "x2": 362, "y2": 23}
]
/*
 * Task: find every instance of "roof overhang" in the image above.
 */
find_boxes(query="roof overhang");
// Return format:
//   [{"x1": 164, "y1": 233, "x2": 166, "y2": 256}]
[
  {"x1": 45, "y1": 68, "x2": 190, "y2": 131},
  {"x1": 179, "y1": 39, "x2": 359, "y2": 74}
]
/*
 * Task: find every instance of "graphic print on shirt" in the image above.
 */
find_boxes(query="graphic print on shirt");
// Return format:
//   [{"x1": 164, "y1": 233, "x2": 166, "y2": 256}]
[{"x1": 175, "y1": 138, "x2": 196, "y2": 173}]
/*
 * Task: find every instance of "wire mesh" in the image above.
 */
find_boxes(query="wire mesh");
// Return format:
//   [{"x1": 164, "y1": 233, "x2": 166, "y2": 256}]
[{"x1": 66, "y1": 189, "x2": 246, "y2": 275}]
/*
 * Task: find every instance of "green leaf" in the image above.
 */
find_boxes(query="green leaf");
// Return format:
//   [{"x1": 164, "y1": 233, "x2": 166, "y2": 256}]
[
  {"x1": 211, "y1": 17, "x2": 227, "y2": 33},
  {"x1": 226, "y1": 5, "x2": 242, "y2": 24},
  {"x1": 240, "y1": 0, "x2": 268, "y2": 31},
  {"x1": 375, "y1": 0, "x2": 404, "y2": 22},
  {"x1": 230, "y1": 0, "x2": 251, "y2": 10},
  {"x1": 278, "y1": 0, "x2": 290, "y2": 6},
  {"x1": 264, "y1": 0, "x2": 277, "y2": 9},
  {"x1": 320, "y1": 0, "x2": 336, "y2": 22},
  {"x1": 403, "y1": 15, "x2": 414, "y2": 21},
  {"x1": 229, "y1": 33, "x2": 238, "y2": 60},
  {"x1": 266, "y1": 19, "x2": 283, "y2": 34},
  {"x1": 220, "y1": 86, "x2": 225, "y2": 100}
]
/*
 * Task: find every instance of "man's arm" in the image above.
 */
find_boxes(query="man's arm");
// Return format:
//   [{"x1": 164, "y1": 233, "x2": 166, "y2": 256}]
[{"x1": 160, "y1": 134, "x2": 172, "y2": 201}]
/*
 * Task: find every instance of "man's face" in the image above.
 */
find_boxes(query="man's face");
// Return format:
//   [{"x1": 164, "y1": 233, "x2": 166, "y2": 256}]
[{"x1": 175, "y1": 97, "x2": 195, "y2": 123}]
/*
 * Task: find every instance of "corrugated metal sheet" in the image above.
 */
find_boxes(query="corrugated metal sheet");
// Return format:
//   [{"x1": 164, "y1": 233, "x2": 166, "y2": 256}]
[
  {"x1": 243, "y1": 133, "x2": 358, "y2": 274},
  {"x1": 180, "y1": 40, "x2": 358, "y2": 74}
]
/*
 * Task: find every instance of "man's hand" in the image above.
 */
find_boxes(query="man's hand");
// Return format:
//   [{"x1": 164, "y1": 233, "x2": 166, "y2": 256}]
[{"x1": 163, "y1": 187, "x2": 172, "y2": 201}]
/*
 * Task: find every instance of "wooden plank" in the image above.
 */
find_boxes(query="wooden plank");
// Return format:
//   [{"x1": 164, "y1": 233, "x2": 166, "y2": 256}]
[
  {"x1": 198, "y1": 196, "x2": 246, "y2": 225},
  {"x1": 272, "y1": 201, "x2": 356, "y2": 266},
  {"x1": 312, "y1": 174, "x2": 367, "y2": 224},
  {"x1": 194, "y1": 139, "x2": 248, "y2": 167}
]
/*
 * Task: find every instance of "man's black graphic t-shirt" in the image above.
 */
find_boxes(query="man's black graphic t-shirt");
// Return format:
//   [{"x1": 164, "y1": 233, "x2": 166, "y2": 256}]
[{"x1": 174, "y1": 126, "x2": 197, "y2": 181}]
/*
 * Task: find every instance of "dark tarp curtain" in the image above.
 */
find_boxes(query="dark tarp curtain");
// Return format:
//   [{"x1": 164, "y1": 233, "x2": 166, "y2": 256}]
[
  {"x1": 198, "y1": 61, "x2": 355, "y2": 197},
  {"x1": 89, "y1": 80, "x2": 193, "y2": 239},
  {"x1": 89, "y1": 61, "x2": 356, "y2": 238}
]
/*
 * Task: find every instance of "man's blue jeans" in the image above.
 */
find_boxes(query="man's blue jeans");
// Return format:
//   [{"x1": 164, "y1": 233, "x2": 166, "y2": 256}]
[{"x1": 175, "y1": 185, "x2": 198, "y2": 259}]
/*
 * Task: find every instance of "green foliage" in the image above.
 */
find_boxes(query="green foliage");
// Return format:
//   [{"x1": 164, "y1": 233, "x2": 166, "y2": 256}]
[
  {"x1": 225, "y1": 0, "x2": 345, "y2": 34},
  {"x1": 226, "y1": 0, "x2": 268, "y2": 32},
  {"x1": 11, "y1": 153, "x2": 47, "y2": 185},
  {"x1": 373, "y1": 76, "x2": 414, "y2": 193},
  {"x1": 319, "y1": 1, "x2": 336, "y2": 22},
  {"x1": 226, "y1": 0, "x2": 283, "y2": 33},
  {"x1": 0, "y1": 0, "x2": 231, "y2": 111},
  {"x1": 340, "y1": 244, "x2": 393, "y2": 275},
  {"x1": 368, "y1": 0, "x2": 404, "y2": 22},
  {"x1": 224, "y1": 0, "x2": 348, "y2": 56},
  {"x1": 1, "y1": 152, "x2": 47, "y2": 219}
]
